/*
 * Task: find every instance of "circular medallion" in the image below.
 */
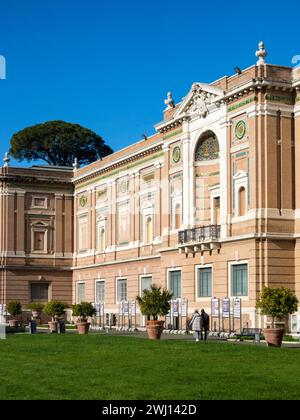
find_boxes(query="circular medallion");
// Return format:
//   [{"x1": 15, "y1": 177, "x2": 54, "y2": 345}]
[
  {"x1": 235, "y1": 121, "x2": 246, "y2": 140},
  {"x1": 119, "y1": 180, "x2": 128, "y2": 194},
  {"x1": 172, "y1": 146, "x2": 181, "y2": 163},
  {"x1": 79, "y1": 195, "x2": 87, "y2": 207}
]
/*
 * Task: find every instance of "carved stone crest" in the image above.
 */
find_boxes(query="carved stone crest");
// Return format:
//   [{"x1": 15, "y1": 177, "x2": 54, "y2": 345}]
[{"x1": 187, "y1": 85, "x2": 211, "y2": 118}]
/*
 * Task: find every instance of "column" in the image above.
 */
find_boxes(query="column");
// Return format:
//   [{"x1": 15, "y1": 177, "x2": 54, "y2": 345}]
[
  {"x1": 295, "y1": 88, "x2": 300, "y2": 230},
  {"x1": 129, "y1": 173, "x2": 135, "y2": 243},
  {"x1": 182, "y1": 134, "x2": 191, "y2": 229},
  {"x1": 90, "y1": 188, "x2": 96, "y2": 252},
  {"x1": 219, "y1": 118, "x2": 228, "y2": 239},
  {"x1": 73, "y1": 193, "x2": 78, "y2": 257},
  {"x1": 154, "y1": 164, "x2": 162, "y2": 239},
  {"x1": 134, "y1": 172, "x2": 140, "y2": 244},
  {"x1": 64, "y1": 194, "x2": 73, "y2": 255},
  {"x1": 16, "y1": 190, "x2": 25, "y2": 255},
  {"x1": 161, "y1": 145, "x2": 170, "y2": 247},
  {"x1": 54, "y1": 193, "x2": 63, "y2": 256}
]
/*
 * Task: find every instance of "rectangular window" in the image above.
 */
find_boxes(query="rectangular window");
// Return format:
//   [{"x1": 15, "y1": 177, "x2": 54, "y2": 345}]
[
  {"x1": 198, "y1": 267, "x2": 212, "y2": 298},
  {"x1": 95, "y1": 280, "x2": 105, "y2": 303},
  {"x1": 231, "y1": 264, "x2": 248, "y2": 296},
  {"x1": 33, "y1": 231, "x2": 45, "y2": 251},
  {"x1": 32, "y1": 197, "x2": 47, "y2": 208},
  {"x1": 213, "y1": 197, "x2": 220, "y2": 225},
  {"x1": 77, "y1": 282, "x2": 85, "y2": 303},
  {"x1": 140, "y1": 276, "x2": 152, "y2": 294},
  {"x1": 78, "y1": 217, "x2": 88, "y2": 251},
  {"x1": 31, "y1": 283, "x2": 49, "y2": 302},
  {"x1": 117, "y1": 278, "x2": 127, "y2": 302},
  {"x1": 169, "y1": 270, "x2": 181, "y2": 299}
]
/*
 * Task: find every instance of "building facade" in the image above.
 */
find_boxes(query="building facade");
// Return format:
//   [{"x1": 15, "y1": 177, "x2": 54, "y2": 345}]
[{"x1": 1, "y1": 43, "x2": 300, "y2": 330}]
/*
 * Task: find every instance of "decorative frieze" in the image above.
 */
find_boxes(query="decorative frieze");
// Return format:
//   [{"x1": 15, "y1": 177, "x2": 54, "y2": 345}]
[
  {"x1": 265, "y1": 94, "x2": 294, "y2": 105},
  {"x1": 163, "y1": 129, "x2": 183, "y2": 141},
  {"x1": 228, "y1": 97, "x2": 256, "y2": 113}
]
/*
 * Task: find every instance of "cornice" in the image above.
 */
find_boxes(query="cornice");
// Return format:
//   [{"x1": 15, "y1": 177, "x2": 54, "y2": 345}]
[
  {"x1": 73, "y1": 145, "x2": 163, "y2": 189},
  {"x1": 0, "y1": 173, "x2": 72, "y2": 186}
]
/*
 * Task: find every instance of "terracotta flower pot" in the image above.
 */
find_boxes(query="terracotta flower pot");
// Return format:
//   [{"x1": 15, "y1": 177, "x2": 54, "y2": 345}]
[
  {"x1": 48, "y1": 321, "x2": 58, "y2": 333},
  {"x1": 146, "y1": 320, "x2": 164, "y2": 340},
  {"x1": 263, "y1": 328, "x2": 284, "y2": 348},
  {"x1": 8, "y1": 319, "x2": 19, "y2": 328},
  {"x1": 77, "y1": 322, "x2": 90, "y2": 335}
]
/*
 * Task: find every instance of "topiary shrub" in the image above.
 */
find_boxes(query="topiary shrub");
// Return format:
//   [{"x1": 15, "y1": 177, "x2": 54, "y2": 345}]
[
  {"x1": 26, "y1": 302, "x2": 45, "y2": 312},
  {"x1": 43, "y1": 301, "x2": 68, "y2": 322},
  {"x1": 7, "y1": 301, "x2": 22, "y2": 317},
  {"x1": 136, "y1": 285, "x2": 173, "y2": 321},
  {"x1": 72, "y1": 302, "x2": 96, "y2": 322},
  {"x1": 256, "y1": 287, "x2": 298, "y2": 328}
]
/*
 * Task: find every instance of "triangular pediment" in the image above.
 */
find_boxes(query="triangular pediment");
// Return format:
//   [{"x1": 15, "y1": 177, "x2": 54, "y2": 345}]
[{"x1": 173, "y1": 82, "x2": 225, "y2": 119}]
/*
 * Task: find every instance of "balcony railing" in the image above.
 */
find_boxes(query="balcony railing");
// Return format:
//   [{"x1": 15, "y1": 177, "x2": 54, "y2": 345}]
[{"x1": 178, "y1": 225, "x2": 221, "y2": 245}]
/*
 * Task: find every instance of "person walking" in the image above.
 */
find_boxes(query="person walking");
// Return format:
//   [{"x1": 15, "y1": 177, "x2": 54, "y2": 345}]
[
  {"x1": 190, "y1": 310, "x2": 203, "y2": 342},
  {"x1": 200, "y1": 309, "x2": 209, "y2": 341}
]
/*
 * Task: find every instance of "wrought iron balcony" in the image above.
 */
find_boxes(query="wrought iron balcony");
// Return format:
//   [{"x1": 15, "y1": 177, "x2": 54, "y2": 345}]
[{"x1": 178, "y1": 225, "x2": 221, "y2": 246}]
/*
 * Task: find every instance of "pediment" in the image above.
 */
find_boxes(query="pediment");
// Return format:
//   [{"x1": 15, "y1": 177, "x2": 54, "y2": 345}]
[
  {"x1": 233, "y1": 170, "x2": 247, "y2": 180},
  {"x1": 173, "y1": 83, "x2": 225, "y2": 119}
]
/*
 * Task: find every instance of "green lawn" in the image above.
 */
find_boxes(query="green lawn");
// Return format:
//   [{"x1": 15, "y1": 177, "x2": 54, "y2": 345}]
[{"x1": 0, "y1": 334, "x2": 299, "y2": 400}]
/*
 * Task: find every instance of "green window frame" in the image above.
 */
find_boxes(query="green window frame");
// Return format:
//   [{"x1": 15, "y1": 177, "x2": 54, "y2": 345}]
[
  {"x1": 141, "y1": 276, "x2": 152, "y2": 293},
  {"x1": 77, "y1": 282, "x2": 85, "y2": 303},
  {"x1": 95, "y1": 280, "x2": 105, "y2": 303},
  {"x1": 231, "y1": 264, "x2": 248, "y2": 296},
  {"x1": 198, "y1": 267, "x2": 212, "y2": 298},
  {"x1": 169, "y1": 270, "x2": 181, "y2": 299},
  {"x1": 117, "y1": 278, "x2": 127, "y2": 302}
]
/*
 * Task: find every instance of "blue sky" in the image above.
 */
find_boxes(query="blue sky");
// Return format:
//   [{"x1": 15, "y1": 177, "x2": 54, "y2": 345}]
[{"x1": 0, "y1": 0, "x2": 299, "y2": 166}]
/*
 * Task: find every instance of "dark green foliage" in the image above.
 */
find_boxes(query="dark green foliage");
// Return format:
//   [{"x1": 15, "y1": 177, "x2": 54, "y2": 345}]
[
  {"x1": 26, "y1": 302, "x2": 45, "y2": 311},
  {"x1": 72, "y1": 302, "x2": 96, "y2": 322},
  {"x1": 43, "y1": 301, "x2": 68, "y2": 321},
  {"x1": 10, "y1": 120, "x2": 113, "y2": 166},
  {"x1": 256, "y1": 287, "x2": 298, "y2": 327},
  {"x1": 7, "y1": 301, "x2": 22, "y2": 317},
  {"x1": 136, "y1": 284, "x2": 173, "y2": 321}
]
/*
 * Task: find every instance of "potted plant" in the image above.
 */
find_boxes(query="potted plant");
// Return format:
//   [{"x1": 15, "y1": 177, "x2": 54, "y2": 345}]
[
  {"x1": 137, "y1": 285, "x2": 173, "y2": 340},
  {"x1": 26, "y1": 302, "x2": 45, "y2": 320},
  {"x1": 256, "y1": 287, "x2": 298, "y2": 347},
  {"x1": 72, "y1": 302, "x2": 96, "y2": 334},
  {"x1": 43, "y1": 301, "x2": 68, "y2": 333},
  {"x1": 7, "y1": 301, "x2": 22, "y2": 328}
]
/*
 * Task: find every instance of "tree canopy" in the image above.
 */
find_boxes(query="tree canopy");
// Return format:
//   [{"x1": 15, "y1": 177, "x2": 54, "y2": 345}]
[
  {"x1": 136, "y1": 285, "x2": 173, "y2": 321},
  {"x1": 256, "y1": 287, "x2": 298, "y2": 327},
  {"x1": 9, "y1": 120, "x2": 113, "y2": 167}
]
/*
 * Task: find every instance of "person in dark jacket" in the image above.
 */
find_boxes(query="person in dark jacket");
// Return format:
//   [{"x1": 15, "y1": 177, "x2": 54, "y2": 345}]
[{"x1": 200, "y1": 309, "x2": 209, "y2": 341}]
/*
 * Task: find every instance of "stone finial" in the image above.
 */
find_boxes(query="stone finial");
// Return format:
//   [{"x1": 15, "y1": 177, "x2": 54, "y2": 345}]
[
  {"x1": 3, "y1": 152, "x2": 10, "y2": 167},
  {"x1": 72, "y1": 157, "x2": 79, "y2": 170},
  {"x1": 256, "y1": 41, "x2": 267, "y2": 65},
  {"x1": 164, "y1": 92, "x2": 175, "y2": 109}
]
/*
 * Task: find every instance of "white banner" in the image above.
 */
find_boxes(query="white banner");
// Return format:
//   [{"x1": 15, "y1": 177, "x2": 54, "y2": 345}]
[
  {"x1": 172, "y1": 300, "x2": 179, "y2": 317},
  {"x1": 211, "y1": 298, "x2": 220, "y2": 317},
  {"x1": 222, "y1": 298, "x2": 230, "y2": 318},
  {"x1": 130, "y1": 301, "x2": 136, "y2": 317},
  {"x1": 181, "y1": 299, "x2": 188, "y2": 317},
  {"x1": 233, "y1": 298, "x2": 241, "y2": 319},
  {"x1": 123, "y1": 301, "x2": 129, "y2": 316}
]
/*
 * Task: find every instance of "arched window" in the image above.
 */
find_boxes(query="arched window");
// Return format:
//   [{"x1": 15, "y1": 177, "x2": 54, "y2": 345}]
[
  {"x1": 175, "y1": 203, "x2": 181, "y2": 230},
  {"x1": 195, "y1": 131, "x2": 219, "y2": 161},
  {"x1": 146, "y1": 216, "x2": 153, "y2": 244},
  {"x1": 99, "y1": 228, "x2": 105, "y2": 252},
  {"x1": 238, "y1": 187, "x2": 246, "y2": 217}
]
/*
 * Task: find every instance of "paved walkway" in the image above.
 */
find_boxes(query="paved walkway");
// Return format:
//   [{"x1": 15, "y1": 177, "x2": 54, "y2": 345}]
[{"x1": 21, "y1": 326, "x2": 300, "y2": 348}]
